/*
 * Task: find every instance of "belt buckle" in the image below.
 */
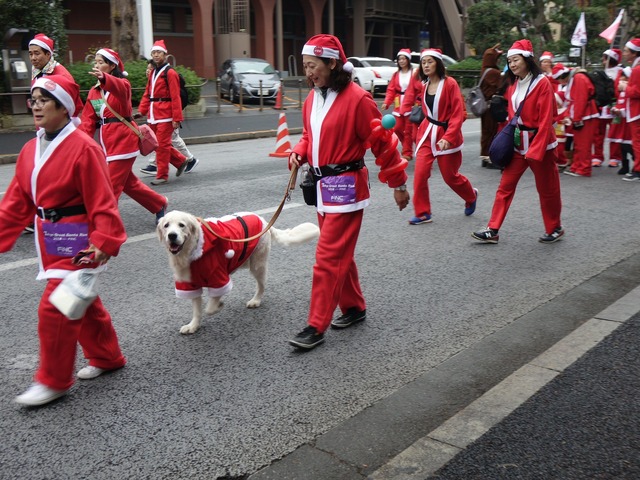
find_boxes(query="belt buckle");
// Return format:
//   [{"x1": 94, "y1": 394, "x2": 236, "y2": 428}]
[
  {"x1": 36, "y1": 206, "x2": 47, "y2": 220},
  {"x1": 312, "y1": 166, "x2": 322, "y2": 177}
]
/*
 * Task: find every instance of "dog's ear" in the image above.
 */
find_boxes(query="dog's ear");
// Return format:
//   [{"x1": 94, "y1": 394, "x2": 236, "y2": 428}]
[{"x1": 156, "y1": 220, "x2": 165, "y2": 242}]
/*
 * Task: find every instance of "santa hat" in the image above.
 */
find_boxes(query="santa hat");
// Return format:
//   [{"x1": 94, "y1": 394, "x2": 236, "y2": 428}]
[
  {"x1": 151, "y1": 40, "x2": 168, "y2": 54},
  {"x1": 539, "y1": 51, "x2": 554, "y2": 61},
  {"x1": 551, "y1": 63, "x2": 570, "y2": 79},
  {"x1": 301, "y1": 34, "x2": 353, "y2": 73},
  {"x1": 31, "y1": 75, "x2": 83, "y2": 125},
  {"x1": 420, "y1": 49, "x2": 443, "y2": 61},
  {"x1": 603, "y1": 48, "x2": 621, "y2": 63},
  {"x1": 29, "y1": 33, "x2": 54, "y2": 54},
  {"x1": 625, "y1": 38, "x2": 640, "y2": 52},
  {"x1": 507, "y1": 39, "x2": 534, "y2": 58},
  {"x1": 396, "y1": 49, "x2": 411, "y2": 60},
  {"x1": 96, "y1": 48, "x2": 128, "y2": 77}
]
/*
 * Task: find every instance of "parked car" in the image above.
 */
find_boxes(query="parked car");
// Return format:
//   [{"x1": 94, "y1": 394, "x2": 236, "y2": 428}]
[
  {"x1": 410, "y1": 51, "x2": 459, "y2": 69},
  {"x1": 218, "y1": 58, "x2": 281, "y2": 103},
  {"x1": 347, "y1": 56, "x2": 390, "y2": 93}
]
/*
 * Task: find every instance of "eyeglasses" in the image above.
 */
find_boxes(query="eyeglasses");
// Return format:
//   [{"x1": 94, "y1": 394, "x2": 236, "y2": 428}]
[{"x1": 27, "y1": 97, "x2": 52, "y2": 109}]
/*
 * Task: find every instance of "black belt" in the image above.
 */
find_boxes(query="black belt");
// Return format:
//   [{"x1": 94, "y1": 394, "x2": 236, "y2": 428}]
[
  {"x1": 99, "y1": 117, "x2": 132, "y2": 125},
  {"x1": 519, "y1": 125, "x2": 538, "y2": 133},
  {"x1": 149, "y1": 97, "x2": 171, "y2": 102},
  {"x1": 427, "y1": 116, "x2": 449, "y2": 129},
  {"x1": 37, "y1": 205, "x2": 87, "y2": 223},
  {"x1": 235, "y1": 216, "x2": 249, "y2": 261},
  {"x1": 311, "y1": 158, "x2": 365, "y2": 178}
]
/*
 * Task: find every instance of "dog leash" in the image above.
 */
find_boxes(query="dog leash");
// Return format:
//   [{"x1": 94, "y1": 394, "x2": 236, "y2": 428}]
[{"x1": 197, "y1": 165, "x2": 299, "y2": 243}]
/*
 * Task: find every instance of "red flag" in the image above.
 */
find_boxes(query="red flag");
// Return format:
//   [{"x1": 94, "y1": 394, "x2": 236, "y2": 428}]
[{"x1": 599, "y1": 9, "x2": 624, "y2": 44}]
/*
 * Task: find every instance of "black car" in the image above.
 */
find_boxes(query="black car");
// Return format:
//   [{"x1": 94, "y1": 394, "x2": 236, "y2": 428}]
[{"x1": 219, "y1": 58, "x2": 281, "y2": 103}]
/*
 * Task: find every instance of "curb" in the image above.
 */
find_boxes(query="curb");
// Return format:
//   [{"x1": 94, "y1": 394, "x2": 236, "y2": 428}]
[{"x1": 368, "y1": 284, "x2": 640, "y2": 479}]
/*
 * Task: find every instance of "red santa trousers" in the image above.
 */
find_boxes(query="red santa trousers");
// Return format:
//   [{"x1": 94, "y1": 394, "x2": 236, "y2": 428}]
[
  {"x1": 393, "y1": 115, "x2": 413, "y2": 159},
  {"x1": 593, "y1": 119, "x2": 622, "y2": 162},
  {"x1": 487, "y1": 149, "x2": 562, "y2": 235},
  {"x1": 413, "y1": 147, "x2": 476, "y2": 216},
  {"x1": 108, "y1": 158, "x2": 166, "y2": 213},
  {"x1": 571, "y1": 119, "x2": 596, "y2": 176},
  {"x1": 151, "y1": 122, "x2": 187, "y2": 180},
  {"x1": 404, "y1": 120, "x2": 418, "y2": 159},
  {"x1": 36, "y1": 279, "x2": 126, "y2": 391},
  {"x1": 307, "y1": 210, "x2": 366, "y2": 333},
  {"x1": 631, "y1": 121, "x2": 640, "y2": 173}
]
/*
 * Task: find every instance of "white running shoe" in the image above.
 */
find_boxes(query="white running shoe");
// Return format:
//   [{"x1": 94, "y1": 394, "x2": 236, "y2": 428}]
[
  {"x1": 15, "y1": 382, "x2": 67, "y2": 406},
  {"x1": 77, "y1": 366, "x2": 107, "y2": 380}
]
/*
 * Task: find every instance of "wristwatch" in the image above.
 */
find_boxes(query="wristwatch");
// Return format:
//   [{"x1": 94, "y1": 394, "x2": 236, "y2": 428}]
[{"x1": 394, "y1": 185, "x2": 407, "y2": 192}]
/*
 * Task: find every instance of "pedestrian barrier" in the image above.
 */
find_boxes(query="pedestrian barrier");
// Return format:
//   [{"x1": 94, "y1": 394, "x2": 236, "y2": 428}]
[{"x1": 269, "y1": 112, "x2": 292, "y2": 158}]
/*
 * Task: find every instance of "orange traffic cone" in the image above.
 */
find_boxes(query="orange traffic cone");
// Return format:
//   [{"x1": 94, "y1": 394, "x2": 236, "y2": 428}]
[
  {"x1": 269, "y1": 112, "x2": 293, "y2": 158},
  {"x1": 273, "y1": 83, "x2": 286, "y2": 110}
]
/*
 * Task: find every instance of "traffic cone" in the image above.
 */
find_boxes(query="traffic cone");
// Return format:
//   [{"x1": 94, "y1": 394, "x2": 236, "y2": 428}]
[
  {"x1": 273, "y1": 83, "x2": 286, "y2": 110},
  {"x1": 269, "y1": 112, "x2": 292, "y2": 158}
]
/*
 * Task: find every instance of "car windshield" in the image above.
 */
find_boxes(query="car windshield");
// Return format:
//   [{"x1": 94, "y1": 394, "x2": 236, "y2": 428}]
[
  {"x1": 233, "y1": 61, "x2": 276, "y2": 74},
  {"x1": 364, "y1": 59, "x2": 396, "y2": 67}
]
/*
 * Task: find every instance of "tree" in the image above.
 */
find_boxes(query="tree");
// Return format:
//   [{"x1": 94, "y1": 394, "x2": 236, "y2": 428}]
[
  {"x1": 110, "y1": 0, "x2": 140, "y2": 62},
  {"x1": 466, "y1": 1, "x2": 521, "y2": 55},
  {"x1": 0, "y1": 0, "x2": 68, "y2": 59}
]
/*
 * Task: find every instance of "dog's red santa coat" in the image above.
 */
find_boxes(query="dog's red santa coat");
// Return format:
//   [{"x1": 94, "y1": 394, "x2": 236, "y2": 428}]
[{"x1": 174, "y1": 213, "x2": 265, "y2": 299}]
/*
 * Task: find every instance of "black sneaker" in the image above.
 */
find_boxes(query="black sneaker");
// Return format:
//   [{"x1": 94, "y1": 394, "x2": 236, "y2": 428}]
[
  {"x1": 23, "y1": 224, "x2": 35, "y2": 234},
  {"x1": 140, "y1": 164, "x2": 157, "y2": 176},
  {"x1": 289, "y1": 326, "x2": 325, "y2": 350},
  {"x1": 331, "y1": 308, "x2": 366, "y2": 329},
  {"x1": 185, "y1": 157, "x2": 200, "y2": 173},
  {"x1": 622, "y1": 172, "x2": 640, "y2": 182},
  {"x1": 155, "y1": 198, "x2": 168, "y2": 226},
  {"x1": 176, "y1": 160, "x2": 188, "y2": 177},
  {"x1": 539, "y1": 226, "x2": 565, "y2": 244},
  {"x1": 471, "y1": 228, "x2": 499, "y2": 244}
]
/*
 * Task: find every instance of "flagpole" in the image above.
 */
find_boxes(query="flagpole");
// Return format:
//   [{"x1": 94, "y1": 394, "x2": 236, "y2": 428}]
[{"x1": 582, "y1": 46, "x2": 586, "y2": 69}]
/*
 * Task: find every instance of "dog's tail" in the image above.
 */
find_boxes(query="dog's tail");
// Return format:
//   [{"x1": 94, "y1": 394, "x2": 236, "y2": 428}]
[{"x1": 270, "y1": 222, "x2": 320, "y2": 247}]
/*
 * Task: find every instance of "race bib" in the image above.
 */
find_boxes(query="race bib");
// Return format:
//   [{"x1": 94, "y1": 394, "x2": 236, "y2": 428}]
[
  {"x1": 41, "y1": 222, "x2": 89, "y2": 257},
  {"x1": 320, "y1": 176, "x2": 356, "y2": 205}
]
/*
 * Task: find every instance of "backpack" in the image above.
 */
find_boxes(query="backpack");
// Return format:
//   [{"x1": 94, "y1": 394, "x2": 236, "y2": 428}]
[
  {"x1": 162, "y1": 66, "x2": 189, "y2": 110},
  {"x1": 465, "y1": 69, "x2": 491, "y2": 117},
  {"x1": 576, "y1": 70, "x2": 615, "y2": 108}
]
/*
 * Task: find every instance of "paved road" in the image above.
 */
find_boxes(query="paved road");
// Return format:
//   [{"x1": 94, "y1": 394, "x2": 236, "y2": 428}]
[{"x1": 1, "y1": 119, "x2": 639, "y2": 479}]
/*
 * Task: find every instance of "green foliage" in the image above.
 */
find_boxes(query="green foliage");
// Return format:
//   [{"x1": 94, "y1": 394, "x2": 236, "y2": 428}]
[
  {"x1": 0, "y1": 0, "x2": 68, "y2": 59},
  {"x1": 466, "y1": 1, "x2": 521, "y2": 54},
  {"x1": 65, "y1": 60, "x2": 202, "y2": 107},
  {"x1": 448, "y1": 58, "x2": 486, "y2": 88}
]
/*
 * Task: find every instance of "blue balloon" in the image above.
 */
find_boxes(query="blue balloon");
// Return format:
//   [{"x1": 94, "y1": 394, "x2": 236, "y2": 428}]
[{"x1": 381, "y1": 114, "x2": 396, "y2": 130}]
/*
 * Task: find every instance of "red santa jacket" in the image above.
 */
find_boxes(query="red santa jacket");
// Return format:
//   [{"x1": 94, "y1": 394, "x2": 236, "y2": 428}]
[
  {"x1": 506, "y1": 74, "x2": 558, "y2": 161},
  {"x1": 410, "y1": 76, "x2": 466, "y2": 157},
  {"x1": 138, "y1": 63, "x2": 183, "y2": 124},
  {"x1": 175, "y1": 214, "x2": 264, "y2": 299},
  {"x1": 292, "y1": 82, "x2": 407, "y2": 214},
  {"x1": 565, "y1": 71, "x2": 599, "y2": 122},
  {"x1": 383, "y1": 68, "x2": 416, "y2": 116},
  {"x1": 625, "y1": 58, "x2": 640, "y2": 123},
  {"x1": 399, "y1": 70, "x2": 424, "y2": 115},
  {"x1": 79, "y1": 74, "x2": 140, "y2": 161},
  {"x1": 0, "y1": 123, "x2": 126, "y2": 280}
]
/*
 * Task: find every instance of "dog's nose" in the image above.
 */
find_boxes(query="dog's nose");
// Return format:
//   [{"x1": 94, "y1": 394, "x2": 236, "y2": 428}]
[{"x1": 168, "y1": 232, "x2": 178, "y2": 242}]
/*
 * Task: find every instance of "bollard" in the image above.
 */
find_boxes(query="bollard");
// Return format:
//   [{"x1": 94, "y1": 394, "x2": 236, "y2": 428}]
[
  {"x1": 238, "y1": 81, "x2": 243, "y2": 113},
  {"x1": 298, "y1": 79, "x2": 303, "y2": 110},
  {"x1": 216, "y1": 78, "x2": 221, "y2": 114},
  {"x1": 259, "y1": 79, "x2": 264, "y2": 112}
]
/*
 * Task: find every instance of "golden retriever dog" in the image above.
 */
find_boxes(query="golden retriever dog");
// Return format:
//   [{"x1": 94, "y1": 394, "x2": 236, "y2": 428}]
[{"x1": 157, "y1": 210, "x2": 319, "y2": 334}]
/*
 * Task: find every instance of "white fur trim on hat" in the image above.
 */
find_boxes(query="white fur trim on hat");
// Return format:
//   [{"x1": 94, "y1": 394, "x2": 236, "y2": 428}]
[
  {"x1": 29, "y1": 39, "x2": 52, "y2": 54},
  {"x1": 603, "y1": 49, "x2": 620, "y2": 62},
  {"x1": 396, "y1": 50, "x2": 411, "y2": 59},
  {"x1": 302, "y1": 44, "x2": 341, "y2": 60},
  {"x1": 626, "y1": 39, "x2": 640, "y2": 52},
  {"x1": 420, "y1": 49, "x2": 443, "y2": 61},
  {"x1": 31, "y1": 77, "x2": 75, "y2": 116},
  {"x1": 508, "y1": 49, "x2": 534, "y2": 58},
  {"x1": 96, "y1": 49, "x2": 128, "y2": 77}
]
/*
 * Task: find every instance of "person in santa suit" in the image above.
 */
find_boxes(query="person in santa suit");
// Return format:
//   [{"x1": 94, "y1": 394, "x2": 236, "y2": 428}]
[
  {"x1": 551, "y1": 63, "x2": 572, "y2": 169},
  {"x1": 620, "y1": 37, "x2": 640, "y2": 182},
  {"x1": 472, "y1": 39, "x2": 563, "y2": 245},
  {"x1": 0, "y1": 75, "x2": 127, "y2": 406},
  {"x1": 539, "y1": 51, "x2": 554, "y2": 77},
  {"x1": 28, "y1": 33, "x2": 73, "y2": 83},
  {"x1": 79, "y1": 48, "x2": 168, "y2": 225},
  {"x1": 592, "y1": 48, "x2": 623, "y2": 168},
  {"x1": 381, "y1": 49, "x2": 415, "y2": 161},
  {"x1": 138, "y1": 40, "x2": 188, "y2": 185},
  {"x1": 609, "y1": 67, "x2": 634, "y2": 175},
  {"x1": 555, "y1": 62, "x2": 599, "y2": 177},
  {"x1": 288, "y1": 34, "x2": 410, "y2": 350},
  {"x1": 400, "y1": 48, "x2": 477, "y2": 225}
]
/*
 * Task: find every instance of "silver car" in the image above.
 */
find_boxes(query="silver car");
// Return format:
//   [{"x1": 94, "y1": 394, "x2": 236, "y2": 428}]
[{"x1": 219, "y1": 58, "x2": 282, "y2": 103}]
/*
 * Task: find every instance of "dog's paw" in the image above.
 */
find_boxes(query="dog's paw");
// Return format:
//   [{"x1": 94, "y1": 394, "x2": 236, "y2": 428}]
[
  {"x1": 246, "y1": 299, "x2": 262, "y2": 309},
  {"x1": 205, "y1": 301, "x2": 223, "y2": 315},
  {"x1": 179, "y1": 323, "x2": 199, "y2": 334}
]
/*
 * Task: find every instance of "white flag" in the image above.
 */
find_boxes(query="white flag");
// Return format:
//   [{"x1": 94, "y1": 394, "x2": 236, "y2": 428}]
[
  {"x1": 599, "y1": 9, "x2": 624, "y2": 44},
  {"x1": 571, "y1": 12, "x2": 587, "y2": 47}
]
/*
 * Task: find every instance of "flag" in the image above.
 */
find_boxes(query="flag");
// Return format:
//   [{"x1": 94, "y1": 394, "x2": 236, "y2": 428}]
[
  {"x1": 599, "y1": 9, "x2": 624, "y2": 44},
  {"x1": 571, "y1": 12, "x2": 587, "y2": 47}
]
